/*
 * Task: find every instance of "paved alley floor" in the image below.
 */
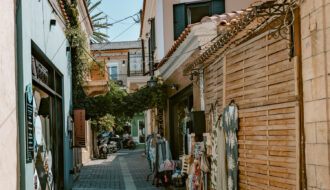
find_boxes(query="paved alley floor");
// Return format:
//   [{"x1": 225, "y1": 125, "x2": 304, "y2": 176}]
[{"x1": 72, "y1": 149, "x2": 168, "y2": 190}]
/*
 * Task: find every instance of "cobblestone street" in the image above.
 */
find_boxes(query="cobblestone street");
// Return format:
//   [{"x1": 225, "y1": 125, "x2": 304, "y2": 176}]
[{"x1": 72, "y1": 149, "x2": 167, "y2": 190}]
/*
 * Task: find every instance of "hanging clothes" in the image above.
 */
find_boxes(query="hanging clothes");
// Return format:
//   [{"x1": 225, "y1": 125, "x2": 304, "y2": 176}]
[
  {"x1": 210, "y1": 110, "x2": 227, "y2": 190},
  {"x1": 222, "y1": 103, "x2": 239, "y2": 190}
]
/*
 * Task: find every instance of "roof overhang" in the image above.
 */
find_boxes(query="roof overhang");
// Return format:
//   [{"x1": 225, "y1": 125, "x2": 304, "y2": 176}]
[
  {"x1": 139, "y1": 0, "x2": 146, "y2": 38},
  {"x1": 158, "y1": 22, "x2": 218, "y2": 80},
  {"x1": 78, "y1": 0, "x2": 94, "y2": 35}
]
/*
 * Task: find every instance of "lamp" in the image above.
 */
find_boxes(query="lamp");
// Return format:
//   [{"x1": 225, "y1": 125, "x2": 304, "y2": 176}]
[
  {"x1": 169, "y1": 83, "x2": 178, "y2": 90},
  {"x1": 147, "y1": 76, "x2": 157, "y2": 87},
  {"x1": 50, "y1": 19, "x2": 56, "y2": 26}
]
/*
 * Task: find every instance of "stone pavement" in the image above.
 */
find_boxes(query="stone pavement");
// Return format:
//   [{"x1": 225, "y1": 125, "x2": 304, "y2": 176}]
[{"x1": 72, "y1": 149, "x2": 168, "y2": 190}]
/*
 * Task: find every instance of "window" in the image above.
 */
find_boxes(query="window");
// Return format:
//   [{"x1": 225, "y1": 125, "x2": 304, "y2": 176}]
[
  {"x1": 173, "y1": 0, "x2": 225, "y2": 40},
  {"x1": 187, "y1": 3, "x2": 210, "y2": 24},
  {"x1": 108, "y1": 62, "x2": 119, "y2": 81},
  {"x1": 31, "y1": 51, "x2": 64, "y2": 189}
]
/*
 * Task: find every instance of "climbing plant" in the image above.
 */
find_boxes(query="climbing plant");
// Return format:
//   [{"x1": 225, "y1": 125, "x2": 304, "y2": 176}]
[
  {"x1": 62, "y1": 0, "x2": 95, "y2": 106},
  {"x1": 83, "y1": 80, "x2": 167, "y2": 119},
  {"x1": 62, "y1": 0, "x2": 167, "y2": 132},
  {"x1": 83, "y1": 80, "x2": 167, "y2": 132}
]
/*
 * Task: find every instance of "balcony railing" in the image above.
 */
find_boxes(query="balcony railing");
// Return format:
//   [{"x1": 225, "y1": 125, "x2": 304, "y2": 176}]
[{"x1": 129, "y1": 70, "x2": 144, "y2": 76}]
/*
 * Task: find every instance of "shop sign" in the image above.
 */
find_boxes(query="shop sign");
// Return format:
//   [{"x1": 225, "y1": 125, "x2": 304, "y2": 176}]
[
  {"x1": 26, "y1": 84, "x2": 34, "y2": 163},
  {"x1": 74, "y1": 110, "x2": 86, "y2": 147}
]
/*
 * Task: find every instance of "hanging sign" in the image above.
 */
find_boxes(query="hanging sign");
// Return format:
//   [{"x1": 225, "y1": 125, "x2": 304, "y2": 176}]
[{"x1": 26, "y1": 84, "x2": 34, "y2": 163}]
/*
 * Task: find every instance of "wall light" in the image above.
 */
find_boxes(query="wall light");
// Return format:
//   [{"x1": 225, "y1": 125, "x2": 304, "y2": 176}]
[
  {"x1": 169, "y1": 83, "x2": 179, "y2": 90},
  {"x1": 50, "y1": 19, "x2": 56, "y2": 26}
]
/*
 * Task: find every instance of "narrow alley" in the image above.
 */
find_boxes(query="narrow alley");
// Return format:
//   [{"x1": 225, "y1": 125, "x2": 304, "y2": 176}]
[
  {"x1": 73, "y1": 149, "x2": 166, "y2": 190},
  {"x1": 2, "y1": 0, "x2": 330, "y2": 189}
]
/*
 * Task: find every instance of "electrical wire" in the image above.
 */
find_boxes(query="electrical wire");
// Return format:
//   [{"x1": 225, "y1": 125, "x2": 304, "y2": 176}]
[
  {"x1": 108, "y1": 11, "x2": 140, "y2": 25},
  {"x1": 50, "y1": 5, "x2": 95, "y2": 61},
  {"x1": 110, "y1": 22, "x2": 138, "y2": 41}
]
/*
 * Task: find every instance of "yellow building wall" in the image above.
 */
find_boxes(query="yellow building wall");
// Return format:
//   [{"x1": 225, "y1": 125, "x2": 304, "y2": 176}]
[{"x1": 300, "y1": 0, "x2": 330, "y2": 189}]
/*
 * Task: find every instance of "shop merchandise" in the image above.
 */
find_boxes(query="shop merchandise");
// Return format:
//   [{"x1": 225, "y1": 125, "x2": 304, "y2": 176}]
[
  {"x1": 210, "y1": 116, "x2": 227, "y2": 190},
  {"x1": 222, "y1": 103, "x2": 239, "y2": 190},
  {"x1": 145, "y1": 134, "x2": 173, "y2": 186}
]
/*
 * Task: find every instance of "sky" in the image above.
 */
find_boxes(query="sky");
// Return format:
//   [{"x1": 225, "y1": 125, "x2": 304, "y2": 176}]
[{"x1": 91, "y1": 0, "x2": 143, "y2": 42}]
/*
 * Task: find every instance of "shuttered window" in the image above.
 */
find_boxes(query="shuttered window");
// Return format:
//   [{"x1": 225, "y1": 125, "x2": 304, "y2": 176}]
[
  {"x1": 211, "y1": 0, "x2": 225, "y2": 15},
  {"x1": 149, "y1": 18, "x2": 156, "y2": 53},
  {"x1": 173, "y1": 4, "x2": 186, "y2": 40},
  {"x1": 173, "y1": 0, "x2": 225, "y2": 40}
]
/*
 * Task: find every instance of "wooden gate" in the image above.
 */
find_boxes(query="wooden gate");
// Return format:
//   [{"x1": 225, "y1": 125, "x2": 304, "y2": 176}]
[{"x1": 204, "y1": 31, "x2": 300, "y2": 189}]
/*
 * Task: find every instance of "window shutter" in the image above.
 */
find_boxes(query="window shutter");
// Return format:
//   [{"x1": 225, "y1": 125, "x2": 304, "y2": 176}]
[
  {"x1": 150, "y1": 18, "x2": 156, "y2": 52},
  {"x1": 173, "y1": 4, "x2": 186, "y2": 40},
  {"x1": 74, "y1": 109, "x2": 86, "y2": 147},
  {"x1": 211, "y1": 0, "x2": 225, "y2": 15}
]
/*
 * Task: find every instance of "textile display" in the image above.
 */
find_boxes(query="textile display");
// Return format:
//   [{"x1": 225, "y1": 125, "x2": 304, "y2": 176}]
[
  {"x1": 222, "y1": 104, "x2": 239, "y2": 190},
  {"x1": 210, "y1": 110, "x2": 227, "y2": 190}
]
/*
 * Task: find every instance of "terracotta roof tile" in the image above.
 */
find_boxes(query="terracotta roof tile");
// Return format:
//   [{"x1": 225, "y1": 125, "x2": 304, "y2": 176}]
[
  {"x1": 58, "y1": 0, "x2": 70, "y2": 25},
  {"x1": 157, "y1": 7, "x2": 254, "y2": 69}
]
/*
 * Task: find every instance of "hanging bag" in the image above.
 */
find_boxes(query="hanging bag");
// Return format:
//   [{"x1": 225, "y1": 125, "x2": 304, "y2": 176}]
[{"x1": 200, "y1": 154, "x2": 210, "y2": 173}]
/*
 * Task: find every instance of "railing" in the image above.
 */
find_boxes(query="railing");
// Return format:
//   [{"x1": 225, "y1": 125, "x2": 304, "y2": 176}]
[
  {"x1": 109, "y1": 74, "x2": 127, "y2": 87},
  {"x1": 129, "y1": 70, "x2": 144, "y2": 76}
]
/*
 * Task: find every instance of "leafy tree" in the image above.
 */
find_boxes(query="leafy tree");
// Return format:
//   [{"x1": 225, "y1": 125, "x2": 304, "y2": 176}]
[
  {"x1": 82, "y1": 79, "x2": 166, "y2": 120},
  {"x1": 86, "y1": 0, "x2": 111, "y2": 43},
  {"x1": 91, "y1": 114, "x2": 115, "y2": 133}
]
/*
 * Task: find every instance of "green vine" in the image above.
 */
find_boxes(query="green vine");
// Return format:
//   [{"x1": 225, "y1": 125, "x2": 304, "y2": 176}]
[
  {"x1": 62, "y1": 0, "x2": 167, "y2": 133},
  {"x1": 62, "y1": 0, "x2": 93, "y2": 106},
  {"x1": 83, "y1": 80, "x2": 167, "y2": 119}
]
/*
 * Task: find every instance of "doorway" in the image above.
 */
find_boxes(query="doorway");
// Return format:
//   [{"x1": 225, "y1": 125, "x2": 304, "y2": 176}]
[{"x1": 169, "y1": 85, "x2": 193, "y2": 159}]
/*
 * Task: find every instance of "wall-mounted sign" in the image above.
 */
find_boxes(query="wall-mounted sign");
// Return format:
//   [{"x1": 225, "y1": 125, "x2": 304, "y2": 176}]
[
  {"x1": 74, "y1": 110, "x2": 86, "y2": 147},
  {"x1": 26, "y1": 84, "x2": 34, "y2": 163}
]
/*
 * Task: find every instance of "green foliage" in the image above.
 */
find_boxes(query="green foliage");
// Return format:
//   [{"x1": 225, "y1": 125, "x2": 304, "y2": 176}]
[
  {"x1": 86, "y1": 0, "x2": 111, "y2": 43},
  {"x1": 91, "y1": 114, "x2": 115, "y2": 132},
  {"x1": 62, "y1": 0, "x2": 93, "y2": 106},
  {"x1": 84, "y1": 80, "x2": 167, "y2": 133},
  {"x1": 66, "y1": 27, "x2": 93, "y2": 105},
  {"x1": 82, "y1": 80, "x2": 167, "y2": 123},
  {"x1": 62, "y1": 0, "x2": 165, "y2": 130}
]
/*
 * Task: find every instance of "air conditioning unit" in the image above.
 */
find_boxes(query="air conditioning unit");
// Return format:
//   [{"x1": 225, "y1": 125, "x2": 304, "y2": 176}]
[{"x1": 116, "y1": 80, "x2": 123, "y2": 86}]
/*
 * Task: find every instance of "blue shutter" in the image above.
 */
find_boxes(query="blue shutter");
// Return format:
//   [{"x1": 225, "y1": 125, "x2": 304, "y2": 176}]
[
  {"x1": 211, "y1": 0, "x2": 225, "y2": 15},
  {"x1": 173, "y1": 4, "x2": 186, "y2": 40}
]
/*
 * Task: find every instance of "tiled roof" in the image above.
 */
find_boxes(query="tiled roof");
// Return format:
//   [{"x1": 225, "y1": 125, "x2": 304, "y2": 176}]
[
  {"x1": 91, "y1": 40, "x2": 142, "y2": 51},
  {"x1": 195, "y1": 0, "x2": 283, "y2": 67},
  {"x1": 58, "y1": 0, "x2": 70, "y2": 25},
  {"x1": 157, "y1": 0, "x2": 279, "y2": 69},
  {"x1": 58, "y1": 0, "x2": 94, "y2": 30},
  {"x1": 157, "y1": 8, "x2": 252, "y2": 69}
]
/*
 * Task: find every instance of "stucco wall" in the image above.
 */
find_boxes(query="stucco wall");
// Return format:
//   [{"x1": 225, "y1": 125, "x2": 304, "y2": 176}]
[
  {"x1": 16, "y1": 0, "x2": 73, "y2": 189},
  {"x1": 0, "y1": 0, "x2": 19, "y2": 189},
  {"x1": 224, "y1": 0, "x2": 255, "y2": 12},
  {"x1": 300, "y1": 0, "x2": 330, "y2": 189}
]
